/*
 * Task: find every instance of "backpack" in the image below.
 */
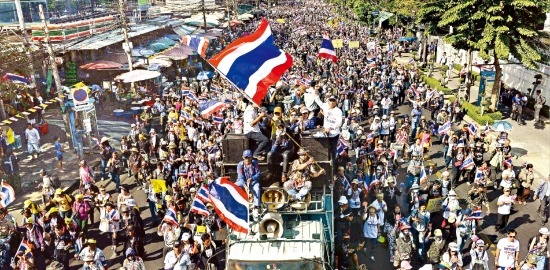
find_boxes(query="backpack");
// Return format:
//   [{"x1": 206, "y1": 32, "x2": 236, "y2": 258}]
[{"x1": 471, "y1": 250, "x2": 486, "y2": 270}]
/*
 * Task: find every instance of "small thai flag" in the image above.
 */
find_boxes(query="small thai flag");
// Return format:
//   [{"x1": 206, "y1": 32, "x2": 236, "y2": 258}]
[
  {"x1": 190, "y1": 197, "x2": 210, "y2": 216},
  {"x1": 293, "y1": 26, "x2": 305, "y2": 33},
  {"x1": 19, "y1": 240, "x2": 33, "y2": 258},
  {"x1": 466, "y1": 210, "x2": 483, "y2": 220},
  {"x1": 182, "y1": 90, "x2": 190, "y2": 96},
  {"x1": 199, "y1": 100, "x2": 225, "y2": 118},
  {"x1": 210, "y1": 85, "x2": 222, "y2": 94},
  {"x1": 460, "y1": 155, "x2": 475, "y2": 170},
  {"x1": 411, "y1": 85, "x2": 420, "y2": 97},
  {"x1": 298, "y1": 77, "x2": 311, "y2": 87},
  {"x1": 337, "y1": 136, "x2": 350, "y2": 156},
  {"x1": 208, "y1": 176, "x2": 249, "y2": 233},
  {"x1": 212, "y1": 116, "x2": 224, "y2": 124},
  {"x1": 366, "y1": 132, "x2": 375, "y2": 143},
  {"x1": 318, "y1": 33, "x2": 338, "y2": 63},
  {"x1": 163, "y1": 207, "x2": 179, "y2": 226},
  {"x1": 408, "y1": 58, "x2": 415, "y2": 64},
  {"x1": 294, "y1": 16, "x2": 302, "y2": 22},
  {"x1": 197, "y1": 185, "x2": 211, "y2": 203},
  {"x1": 484, "y1": 122, "x2": 490, "y2": 136},
  {"x1": 468, "y1": 123, "x2": 478, "y2": 136},
  {"x1": 186, "y1": 92, "x2": 198, "y2": 102},
  {"x1": 181, "y1": 111, "x2": 192, "y2": 119},
  {"x1": 0, "y1": 182, "x2": 16, "y2": 208},
  {"x1": 503, "y1": 158, "x2": 513, "y2": 168},
  {"x1": 438, "y1": 122, "x2": 452, "y2": 136},
  {"x1": 419, "y1": 166, "x2": 427, "y2": 184},
  {"x1": 474, "y1": 169, "x2": 484, "y2": 183}
]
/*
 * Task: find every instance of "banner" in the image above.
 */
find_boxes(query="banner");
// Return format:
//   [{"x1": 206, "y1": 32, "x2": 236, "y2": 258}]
[
  {"x1": 332, "y1": 39, "x2": 344, "y2": 49},
  {"x1": 276, "y1": 19, "x2": 285, "y2": 23},
  {"x1": 151, "y1": 179, "x2": 168, "y2": 193},
  {"x1": 426, "y1": 197, "x2": 444, "y2": 213},
  {"x1": 348, "y1": 41, "x2": 360, "y2": 48}
]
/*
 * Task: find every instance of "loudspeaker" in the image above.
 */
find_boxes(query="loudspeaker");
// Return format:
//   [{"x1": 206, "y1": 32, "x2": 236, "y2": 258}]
[
  {"x1": 261, "y1": 186, "x2": 288, "y2": 211},
  {"x1": 300, "y1": 137, "x2": 331, "y2": 162},
  {"x1": 222, "y1": 133, "x2": 250, "y2": 164},
  {"x1": 259, "y1": 212, "x2": 284, "y2": 239}
]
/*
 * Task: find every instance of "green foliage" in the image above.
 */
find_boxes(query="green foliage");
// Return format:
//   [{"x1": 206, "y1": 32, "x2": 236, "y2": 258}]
[
  {"x1": 421, "y1": 75, "x2": 453, "y2": 95},
  {"x1": 461, "y1": 100, "x2": 503, "y2": 124}
]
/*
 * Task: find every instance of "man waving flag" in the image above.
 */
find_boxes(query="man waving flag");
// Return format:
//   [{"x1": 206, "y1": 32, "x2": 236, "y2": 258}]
[
  {"x1": 318, "y1": 33, "x2": 338, "y2": 62},
  {"x1": 209, "y1": 18, "x2": 293, "y2": 106}
]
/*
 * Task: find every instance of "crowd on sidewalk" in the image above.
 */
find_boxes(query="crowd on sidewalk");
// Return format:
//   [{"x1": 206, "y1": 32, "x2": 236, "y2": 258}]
[{"x1": 0, "y1": 1, "x2": 548, "y2": 270}]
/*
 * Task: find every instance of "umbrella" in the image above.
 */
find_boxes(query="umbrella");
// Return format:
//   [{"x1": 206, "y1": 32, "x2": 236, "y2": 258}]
[
  {"x1": 196, "y1": 71, "x2": 214, "y2": 80},
  {"x1": 80, "y1": 60, "x2": 123, "y2": 70},
  {"x1": 149, "y1": 58, "x2": 172, "y2": 67},
  {"x1": 165, "y1": 34, "x2": 181, "y2": 42},
  {"x1": 492, "y1": 120, "x2": 513, "y2": 132},
  {"x1": 118, "y1": 70, "x2": 161, "y2": 83},
  {"x1": 160, "y1": 45, "x2": 193, "y2": 60},
  {"x1": 131, "y1": 48, "x2": 155, "y2": 57},
  {"x1": 154, "y1": 37, "x2": 177, "y2": 47},
  {"x1": 149, "y1": 42, "x2": 171, "y2": 52}
]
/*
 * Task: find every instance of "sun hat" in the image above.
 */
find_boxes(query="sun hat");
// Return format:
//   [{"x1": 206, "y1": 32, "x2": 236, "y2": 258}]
[
  {"x1": 539, "y1": 227, "x2": 550, "y2": 235},
  {"x1": 338, "y1": 196, "x2": 348, "y2": 205},
  {"x1": 448, "y1": 242, "x2": 458, "y2": 251}
]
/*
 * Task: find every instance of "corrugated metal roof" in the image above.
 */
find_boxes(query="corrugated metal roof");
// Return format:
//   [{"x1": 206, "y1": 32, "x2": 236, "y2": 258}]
[
  {"x1": 228, "y1": 220, "x2": 324, "y2": 261},
  {"x1": 63, "y1": 24, "x2": 161, "y2": 51}
]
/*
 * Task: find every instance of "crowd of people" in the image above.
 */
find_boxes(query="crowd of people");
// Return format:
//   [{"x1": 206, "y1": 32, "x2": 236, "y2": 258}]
[{"x1": 0, "y1": 1, "x2": 548, "y2": 270}]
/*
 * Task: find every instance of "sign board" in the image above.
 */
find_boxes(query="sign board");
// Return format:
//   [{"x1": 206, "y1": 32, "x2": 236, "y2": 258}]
[
  {"x1": 72, "y1": 88, "x2": 89, "y2": 105},
  {"x1": 426, "y1": 197, "x2": 444, "y2": 213},
  {"x1": 371, "y1": 11, "x2": 379, "y2": 16},
  {"x1": 73, "y1": 102, "x2": 94, "y2": 112},
  {"x1": 276, "y1": 19, "x2": 285, "y2": 23},
  {"x1": 348, "y1": 41, "x2": 360, "y2": 48},
  {"x1": 332, "y1": 39, "x2": 344, "y2": 49},
  {"x1": 83, "y1": 118, "x2": 92, "y2": 132}
]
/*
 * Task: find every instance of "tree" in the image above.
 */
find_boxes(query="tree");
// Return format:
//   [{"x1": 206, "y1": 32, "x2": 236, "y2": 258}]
[{"x1": 427, "y1": 0, "x2": 548, "y2": 111}]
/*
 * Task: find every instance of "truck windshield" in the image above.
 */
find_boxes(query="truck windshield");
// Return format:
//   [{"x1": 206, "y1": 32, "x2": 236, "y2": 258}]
[{"x1": 227, "y1": 260, "x2": 323, "y2": 270}]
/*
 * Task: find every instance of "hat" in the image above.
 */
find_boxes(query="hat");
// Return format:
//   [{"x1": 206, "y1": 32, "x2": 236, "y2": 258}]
[
  {"x1": 39, "y1": 169, "x2": 46, "y2": 174},
  {"x1": 126, "y1": 199, "x2": 136, "y2": 207},
  {"x1": 434, "y1": 229, "x2": 443, "y2": 236},
  {"x1": 475, "y1": 239, "x2": 485, "y2": 247},
  {"x1": 100, "y1": 137, "x2": 109, "y2": 143},
  {"x1": 456, "y1": 143, "x2": 465, "y2": 148},
  {"x1": 328, "y1": 95, "x2": 337, "y2": 100},
  {"x1": 131, "y1": 123, "x2": 136, "y2": 127},
  {"x1": 421, "y1": 115, "x2": 426, "y2": 120},
  {"x1": 46, "y1": 207, "x2": 58, "y2": 216},
  {"x1": 150, "y1": 129, "x2": 156, "y2": 133},
  {"x1": 165, "y1": 195, "x2": 173, "y2": 201},
  {"x1": 448, "y1": 190, "x2": 457, "y2": 196},
  {"x1": 155, "y1": 97, "x2": 160, "y2": 101},
  {"x1": 338, "y1": 196, "x2": 348, "y2": 205},
  {"x1": 441, "y1": 171, "x2": 450, "y2": 177},
  {"x1": 75, "y1": 194, "x2": 84, "y2": 199},
  {"x1": 343, "y1": 232, "x2": 350, "y2": 238},
  {"x1": 55, "y1": 188, "x2": 63, "y2": 195},
  {"x1": 189, "y1": 187, "x2": 197, "y2": 193},
  {"x1": 274, "y1": 107, "x2": 283, "y2": 113},
  {"x1": 448, "y1": 242, "x2": 458, "y2": 251},
  {"x1": 297, "y1": 148, "x2": 308, "y2": 155},
  {"x1": 243, "y1": 149, "x2": 252, "y2": 158},
  {"x1": 376, "y1": 193, "x2": 384, "y2": 198},
  {"x1": 300, "y1": 107, "x2": 309, "y2": 114},
  {"x1": 24, "y1": 199, "x2": 33, "y2": 209},
  {"x1": 374, "y1": 116, "x2": 380, "y2": 120},
  {"x1": 87, "y1": 239, "x2": 97, "y2": 244},
  {"x1": 400, "y1": 261, "x2": 413, "y2": 269},
  {"x1": 181, "y1": 232, "x2": 191, "y2": 241},
  {"x1": 539, "y1": 227, "x2": 550, "y2": 235},
  {"x1": 351, "y1": 179, "x2": 359, "y2": 185},
  {"x1": 120, "y1": 205, "x2": 129, "y2": 212},
  {"x1": 527, "y1": 254, "x2": 537, "y2": 264},
  {"x1": 169, "y1": 142, "x2": 177, "y2": 149}
]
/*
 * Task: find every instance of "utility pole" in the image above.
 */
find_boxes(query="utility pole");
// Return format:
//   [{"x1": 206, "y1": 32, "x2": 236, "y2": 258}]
[
  {"x1": 14, "y1": 0, "x2": 37, "y2": 88},
  {"x1": 118, "y1": 0, "x2": 133, "y2": 72},
  {"x1": 38, "y1": 5, "x2": 62, "y2": 94},
  {"x1": 202, "y1": 0, "x2": 208, "y2": 33}
]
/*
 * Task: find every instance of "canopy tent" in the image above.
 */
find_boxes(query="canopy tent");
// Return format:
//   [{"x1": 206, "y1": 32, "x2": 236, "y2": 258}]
[
  {"x1": 131, "y1": 48, "x2": 156, "y2": 57},
  {"x1": 149, "y1": 42, "x2": 171, "y2": 52},
  {"x1": 238, "y1": 13, "x2": 254, "y2": 20},
  {"x1": 183, "y1": 17, "x2": 219, "y2": 27},
  {"x1": 153, "y1": 37, "x2": 177, "y2": 46},
  {"x1": 80, "y1": 60, "x2": 123, "y2": 70},
  {"x1": 159, "y1": 45, "x2": 194, "y2": 60},
  {"x1": 117, "y1": 70, "x2": 161, "y2": 83},
  {"x1": 133, "y1": 58, "x2": 172, "y2": 68}
]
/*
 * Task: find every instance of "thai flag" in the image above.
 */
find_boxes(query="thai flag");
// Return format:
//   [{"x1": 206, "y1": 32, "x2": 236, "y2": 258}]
[
  {"x1": 460, "y1": 155, "x2": 475, "y2": 170},
  {"x1": 182, "y1": 90, "x2": 190, "y2": 96},
  {"x1": 318, "y1": 33, "x2": 338, "y2": 62},
  {"x1": 210, "y1": 85, "x2": 222, "y2": 94},
  {"x1": 294, "y1": 16, "x2": 302, "y2": 22},
  {"x1": 474, "y1": 169, "x2": 484, "y2": 182},
  {"x1": 293, "y1": 26, "x2": 305, "y2": 34},
  {"x1": 212, "y1": 115, "x2": 224, "y2": 124},
  {"x1": 3, "y1": 73, "x2": 29, "y2": 84},
  {"x1": 366, "y1": 56, "x2": 377, "y2": 64},
  {"x1": 298, "y1": 77, "x2": 311, "y2": 87},
  {"x1": 199, "y1": 100, "x2": 225, "y2": 118},
  {"x1": 190, "y1": 197, "x2": 210, "y2": 216},
  {"x1": 181, "y1": 111, "x2": 192, "y2": 119},
  {"x1": 484, "y1": 122, "x2": 490, "y2": 136},
  {"x1": 438, "y1": 122, "x2": 452, "y2": 136},
  {"x1": 468, "y1": 123, "x2": 477, "y2": 136},
  {"x1": 411, "y1": 85, "x2": 420, "y2": 97},
  {"x1": 408, "y1": 58, "x2": 415, "y2": 64},
  {"x1": 366, "y1": 132, "x2": 375, "y2": 143},
  {"x1": 186, "y1": 92, "x2": 198, "y2": 102},
  {"x1": 163, "y1": 207, "x2": 179, "y2": 226},
  {"x1": 19, "y1": 240, "x2": 33, "y2": 258},
  {"x1": 337, "y1": 136, "x2": 350, "y2": 156},
  {"x1": 197, "y1": 185, "x2": 211, "y2": 203},
  {"x1": 0, "y1": 182, "x2": 15, "y2": 208},
  {"x1": 419, "y1": 166, "x2": 427, "y2": 184},
  {"x1": 208, "y1": 176, "x2": 249, "y2": 234},
  {"x1": 503, "y1": 158, "x2": 513, "y2": 168},
  {"x1": 209, "y1": 18, "x2": 293, "y2": 106},
  {"x1": 466, "y1": 209, "x2": 483, "y2": 220},
  {"x1": 182, "y1": 35, "x2": 210, "y2": 57}
]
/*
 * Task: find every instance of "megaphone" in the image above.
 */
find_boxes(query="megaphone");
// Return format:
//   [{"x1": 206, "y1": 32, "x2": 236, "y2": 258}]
[
  {"x1": 290, "y1": 193, "x2": 311, "y2": 211},
  {"x1": 259, "y1": 212, "x2": 284, "y2": 239},
  {"x1": 261, "y1": 188, "x2": 288, "y2": 211}
]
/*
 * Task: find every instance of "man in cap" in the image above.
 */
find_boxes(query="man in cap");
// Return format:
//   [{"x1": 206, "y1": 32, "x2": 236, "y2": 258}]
[
  {"x1": 236, "y1": 150, "x2": 261, "y2": 208},
  {"x1": 335, "y1": 196, "x2": 352, "y2": 242},
  {"x1": 52, "y1": 188, "x2": 73, "y2": 219},
  {"x1": 469, "y1": 239, "x2": 489, "y2": 270},
  {"x1": 242, "y1": 99, "x2": 269, "y2": 160},
  {"x1": 293, "y1": 107, "x2": 315, "y2": 133},
  {"x1": 321, "y1": 95, "x2": 343, "y2": 164},
  {"x1": 426, "y1": 229, "x2": 446, "y2": 264},
  {"x1": 267, "y1": 121, "x2": 294, "y2": 177},
  {"x1": 79, "y1": 238, "x2": 107, "y2": 268},
  {"x1": 335, "y1": 232, "x2": 363, "y2": 270},
  {"x1": 347, "y1": 179, "x2": 365, "y2": 216},
  {"x1": 128, "y1": 123, "x2": 140, "y2": 142},
  {"x1": 284, "y1": 148, "x2": 325, "y2": 201},
  {"x1": 163, "y1": 240, "x2": 190, "y2": 270}
]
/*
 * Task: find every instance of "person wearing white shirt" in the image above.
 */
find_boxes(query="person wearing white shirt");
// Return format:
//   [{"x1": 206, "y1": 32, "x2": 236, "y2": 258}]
[
  {"x1": 495, "y1": 230, "x2": 520, "y2": 269},
  {"x1": 24, "y1": 123, "x2": 40, "y2": 159},
  {"x1": 495, "y1": 188, "x2": 515, "y2": 232},
  {"x1": 321, "y1": 95, "x2": 343, "y2": 164},
  {"x1": 304, "y1": 88, "x2": 324, "y2": 114},
  {"x1": 164, "y1": 240, "x2": 191, "y2": 270},
  {"x1": 242, "y1": 102, "x2": 269, "y2": 160},
  {"x1": 381, "y1": 96, "x2": 392, "y2": 116}
]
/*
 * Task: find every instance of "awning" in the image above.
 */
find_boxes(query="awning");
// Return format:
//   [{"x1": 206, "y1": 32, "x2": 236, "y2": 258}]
[
  {"x1": 63, "y1": 24, "x2": 161, "y2": 51},
  {"x1": 173, "y1": 25, "x2": 198, "y2": 37},
  {"x1": 80, "y1": 60, "x2": 123, "y2": 70},
  {"x1": 378, "y1": 11, "x2": 394, "y2": 24}
]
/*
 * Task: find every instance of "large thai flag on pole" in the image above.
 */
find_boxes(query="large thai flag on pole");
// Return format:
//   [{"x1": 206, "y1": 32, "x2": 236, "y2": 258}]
[
  {"x1": 438, "y1": 121, "x2": 452, "y2": 136},
  {"x1": 190, "y1": 197, "x2": 210, "y2": 216},
  {"x1": 208, "y1": 18, "x2": 293, "y2": 106},
  {"x1": 318, "y1": 33, "x2": 338, "y2": 63},
  {"x1": 208, "y1": 176, "x2": 249, "y2": 234},
  {"x1": 197, "y1": 184, "x2": 211, "y2": 203},
  {"x1": 182, "y1": 35, "x2": 210, "y2": 57},
  {"x1": 199, "y1": 100, "x2": 225, "y2": 118},
  {"x1": 0, "y1": 182, "x2": 15, "y2": 208}
]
